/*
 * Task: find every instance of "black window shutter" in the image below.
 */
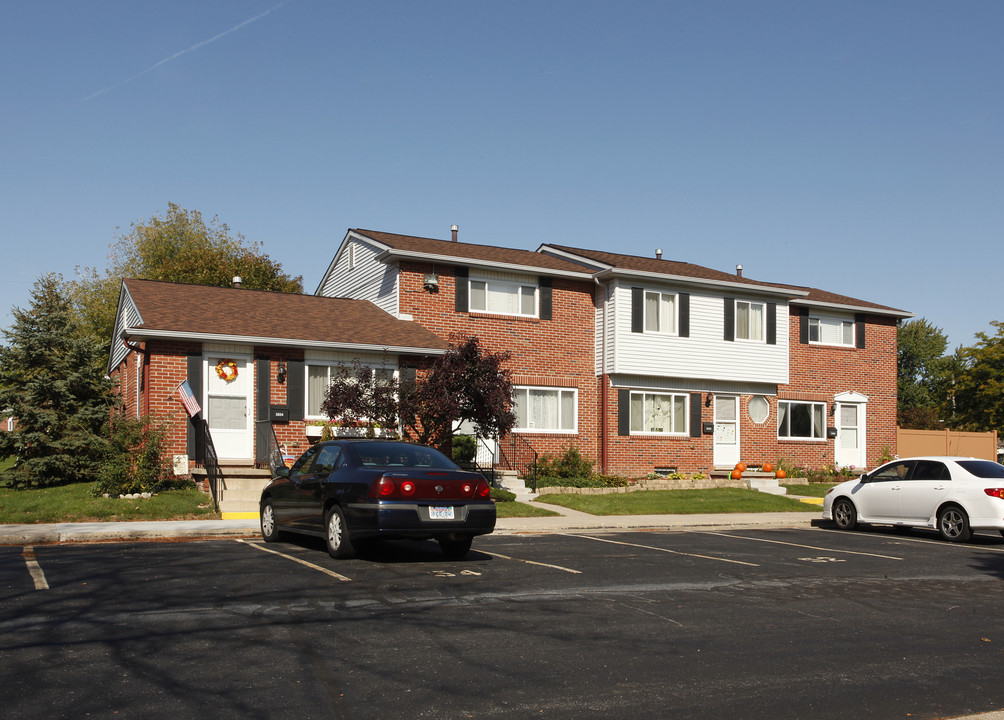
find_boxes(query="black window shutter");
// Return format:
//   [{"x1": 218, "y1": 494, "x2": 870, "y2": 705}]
[
  {"x1": 187, "y1": 353, "x2": 203, "y2": 461},
  {"x1": 255, "y1": 357, "x2": 270, "y2": 465},
  {"x1": 690, "y1": 392, "x2": 702, "y2": 438},
  {"x1": 855, "y1": 314, "x2": 866, "y2": 348},
  {"x1": 631, "y1": 287, "x2": 643, "y2": 333},
  {"x1": 455, "y1": 266, "x2": 469, "y2": 312},
  {"x1": 539, "y1": 277, "x2": 552, "y2": 320},
  {"x1": 724, "y1": 298, "x2": 735, "y2": 341},
  {"x1": 287, "y1": 359, "x2": 304, "y2": 421},
  {"x1": 679, "y1": 293, "x2": 690, "y2": 337},
  {"x1": 617, "y1": 389, "x2": 631, "y2": 435},
  {"x1": 799, "y1": 307, "x2": 809, "y2": 344},
  {"x1": 767, "y1": 302, "x2": 777, "y2": 345}
]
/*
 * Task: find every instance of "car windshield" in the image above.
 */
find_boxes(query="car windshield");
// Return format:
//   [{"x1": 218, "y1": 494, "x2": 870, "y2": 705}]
[
  {"x1": 956, "y1": 460, "x2": 1004, "y2": 479},
  {"x1": 351, "y1": 442, "x2": 459, "y2": 469}
]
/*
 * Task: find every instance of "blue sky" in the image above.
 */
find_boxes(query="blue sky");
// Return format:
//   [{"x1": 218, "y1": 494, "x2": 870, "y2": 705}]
[{"x1": 2, "y1": 1, "x2": 1001, "y2": 350}]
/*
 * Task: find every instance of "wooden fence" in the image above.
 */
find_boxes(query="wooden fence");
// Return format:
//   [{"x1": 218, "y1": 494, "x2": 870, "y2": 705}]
[{"x1": 897, "y1": 428, "x2": 999, "y2": 461}]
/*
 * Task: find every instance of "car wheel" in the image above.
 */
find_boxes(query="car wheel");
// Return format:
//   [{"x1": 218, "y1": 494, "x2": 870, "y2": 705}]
[
  {"x1": 325, "y1": 506, "x2": 355, "y2": 559},
  {"x1": 832, "y1": 498, "x2": 857, "y2": 531},
  {"x1": 937, "y1": 505, "x2": 972, "y2": 543},
  {"x1": 439, "y1": 535, "x2": 474, "y2": 560},
  {"x1": 260, "y1": 500, "x2": 280, "y2": 543}
]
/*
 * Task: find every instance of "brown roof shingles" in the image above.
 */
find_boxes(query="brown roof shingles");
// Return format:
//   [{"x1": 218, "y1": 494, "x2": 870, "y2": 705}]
[{"x1": 123, "y1": 279, "x2": 448, "y2": 351}]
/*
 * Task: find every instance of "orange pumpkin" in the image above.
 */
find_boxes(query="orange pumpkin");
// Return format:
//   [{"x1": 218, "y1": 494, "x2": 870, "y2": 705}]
[
  {"x1": 734, "y1": 462, "x2": 746, "y2": 472},
  {"x1": 762, "y1": 462, "x2": 774, "y2": 473},
  {"x1": 776, "y1": 469, "x2": 787, "y2": 479},
  {"x1": 731, "y1": 469, "x2": 743, "y2": 480}
]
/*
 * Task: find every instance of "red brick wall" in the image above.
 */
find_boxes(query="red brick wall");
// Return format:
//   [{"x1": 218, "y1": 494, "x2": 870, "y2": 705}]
[{"x1": 399, "y1": 261, "x2": 600, "y2": 461}]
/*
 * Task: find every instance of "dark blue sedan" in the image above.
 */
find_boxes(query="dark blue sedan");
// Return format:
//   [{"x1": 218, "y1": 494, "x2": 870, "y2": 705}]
[{"x1": 259, "y1": 439, "x2": 496, "y2": 559}]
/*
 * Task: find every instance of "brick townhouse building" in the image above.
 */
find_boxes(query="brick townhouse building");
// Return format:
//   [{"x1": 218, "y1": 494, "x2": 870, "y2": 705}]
[{"x1": 108, "y1": 227, "x2": 910, "y2": 492}]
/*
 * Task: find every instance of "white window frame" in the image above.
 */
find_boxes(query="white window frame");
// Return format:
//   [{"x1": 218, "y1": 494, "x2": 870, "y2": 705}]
[
  {"x1": 644, "y1": 290, "x2": 678, "y2": 335},
  {"x1": 305, "y1": 363, "x2": 396, "y2": 419},
  {"x1": 778, "y1": 400, "x2": 826, "y2": 440},
  {"x1": 513, "y1": 386, "x2": 577, "y2": 433},
  {"x1": 630, "y1": 391, "x2": 689, "y2": 435},
  {"x1": 735, "y1": 300, "x2": 766, "y2": 342},
  {"x1": 469, "y1": 276, "x2": 538, "y2": 318},
  {"x1": 809, "y1": 316, "x2": 855, "y2": 347}
]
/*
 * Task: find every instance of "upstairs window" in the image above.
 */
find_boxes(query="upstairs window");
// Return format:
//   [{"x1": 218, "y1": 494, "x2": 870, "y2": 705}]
[
  {"x1": 809, "y1": 316, "x2": 854, "y2": 346},
  {"x1": 644, "y1": 291, "x2": 677, "y2": 334},
  {"x1": 470, "y1": 278, "x2": 537, "y2": 317},
  {"x1": 736, "y1": 300, "x2": 765, "y2": 342}
]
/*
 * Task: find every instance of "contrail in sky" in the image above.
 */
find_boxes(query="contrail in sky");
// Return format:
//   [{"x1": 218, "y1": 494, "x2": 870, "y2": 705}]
[{"x1": 83, "y1": 2, "x2": 287, "y2": 102}]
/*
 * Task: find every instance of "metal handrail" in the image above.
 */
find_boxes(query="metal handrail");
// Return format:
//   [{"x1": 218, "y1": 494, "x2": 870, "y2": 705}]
[
  {"x1": 198, "y1": 420, "x2": 222, "y2": 513},
  {"x1": 498, "y1": 432, "x2": 538, "y2": 492},
  {"x1": 254, "y1": 419, "x2": 284, "y2": 476}
]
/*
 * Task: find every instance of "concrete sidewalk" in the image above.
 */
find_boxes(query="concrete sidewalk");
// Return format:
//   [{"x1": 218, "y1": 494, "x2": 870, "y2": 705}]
[{"x1": 0, "y1": 500, "x2": 822, "y2": 545}]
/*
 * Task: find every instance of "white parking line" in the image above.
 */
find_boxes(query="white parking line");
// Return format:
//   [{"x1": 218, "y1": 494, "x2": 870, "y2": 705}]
[
  {"x1": 698, "y1": 531, "x2": 904, "y2": 560},
  {"x1": 22, "y1": 546, "x2": 49, "y2": 591},
  {"x1": 237, "y1": 539, "x2": 352, "y2": 581},
  {"x1": 815, "y1": 526, "x2": 1004, "y2": 552},
  {"x1": 481, "y1": 551, "x2": 582, "y2": 574},
  {"x1": 568, "y1": 534, "x2": 760, "y2": 566}
]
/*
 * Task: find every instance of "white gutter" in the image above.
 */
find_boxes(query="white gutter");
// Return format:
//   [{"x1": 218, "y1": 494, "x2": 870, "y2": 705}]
[
  {"x1": 792, "y1": 299, "x2": 914, "y2": 319},
  {"x1": 120, "y1": 328, "x2": 448, "y2": 356},
  {"x1": 373, "y1": 248, "x2": 595, "y2": 280},
  {"x1": 592, "y1": 267, "x2": 809, "y2": 298}
]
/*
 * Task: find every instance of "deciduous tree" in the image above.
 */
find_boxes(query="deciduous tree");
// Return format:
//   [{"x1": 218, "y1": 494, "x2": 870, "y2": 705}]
[{"x1": 951, "y1": 321, "x2": 1004, "y2": 434}]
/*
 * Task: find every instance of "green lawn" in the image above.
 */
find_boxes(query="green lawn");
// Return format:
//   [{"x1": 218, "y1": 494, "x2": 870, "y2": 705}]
[
  {"x1": 494, "y1": 500, "x2": 560, "y2": 518},
  {"x1": 782, "y1": 482, "x2": 839, "y2": 497},
  {"x1": 0, "y1": 483, "x2": 219, "y2": 524},
  {"x1": 534, "y1": 487, "x2": 820, "y2": 515}
]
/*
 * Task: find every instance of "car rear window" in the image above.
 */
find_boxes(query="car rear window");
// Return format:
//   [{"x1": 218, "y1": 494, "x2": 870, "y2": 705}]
[
  {"x1": 957, "y1": 460, "x2": 1004, "y2": 479},
  {"x1": 351, "y1": 442, "x2": 459, "y2": 469}
]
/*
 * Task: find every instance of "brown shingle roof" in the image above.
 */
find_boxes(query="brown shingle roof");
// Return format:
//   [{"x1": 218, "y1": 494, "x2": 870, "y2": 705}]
[
  {"x1": 122, "y1": 278, "x2": 448, "y2": 350},
  {"x1": 352, "y1": 229, "x2": 592, "y2": 275},
  {"x1": 543, "y1": 244, "x2": 909, "y2": 316}
]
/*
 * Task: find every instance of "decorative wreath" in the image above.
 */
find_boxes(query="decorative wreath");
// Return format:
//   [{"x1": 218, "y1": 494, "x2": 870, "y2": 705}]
[{"x1": 215, "y1": 359, "x2": 239, "y2": 383}]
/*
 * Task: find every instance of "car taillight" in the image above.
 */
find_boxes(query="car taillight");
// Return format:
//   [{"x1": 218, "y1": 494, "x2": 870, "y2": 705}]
[
  {"x1": 984, "y1": 488, "x2": 1004, "y2": 499},
  {"x1": 376, "y1": 477, "x2": 395, "y2": 497},
  {"x1": 400, "y1": 480, "x2": 416, "y2": 496},
  {"x1": 476, "y1": 480, "x2": 491, "y2": 499}
]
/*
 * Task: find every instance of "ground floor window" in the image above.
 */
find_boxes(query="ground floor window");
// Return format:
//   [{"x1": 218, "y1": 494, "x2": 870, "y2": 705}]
[
  {"x1": 778, "y1": 400, "x2": 825, "y2": 439},
  {"x1": 513, "y1": 387, "x2": 576, "y2": 432},
  {"x1": 630, "y1": 392, "x2": 687, "y2": 434},
  {"x1": 306, "y1": 364, "x2": 394, "y2": 418}
]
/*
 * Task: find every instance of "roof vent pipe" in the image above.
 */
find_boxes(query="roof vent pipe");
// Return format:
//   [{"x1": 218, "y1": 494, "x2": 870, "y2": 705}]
[
  {"x1": 233, "y1": 276, "x2": 242, "y2": 288},
  {"x1": 451, "y1": 224, "x2": 459, "y2": 242},
  {"x1": 656, "y1": 248, "x2": 663, "y2": 260},
  {"x1": 736, "y1": 265, "x2": 743, "y2": 277}
]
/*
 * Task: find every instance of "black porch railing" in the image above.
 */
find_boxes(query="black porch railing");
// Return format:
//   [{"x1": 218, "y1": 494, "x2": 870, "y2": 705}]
[
  {"x1": 195, "y1": 419, "x2": 221, "y2": 512},
  {"x1": 498, "y1": 433, "x2": 539, "y2": 492},
  {"x1": 254, "y1": 419, "x2": 284, "y2": 476}
]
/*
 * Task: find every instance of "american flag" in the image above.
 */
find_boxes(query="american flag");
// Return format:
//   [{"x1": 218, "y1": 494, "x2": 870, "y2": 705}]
[{"x1": 176, "y1": 380, "x2": 201, "y2": 418}]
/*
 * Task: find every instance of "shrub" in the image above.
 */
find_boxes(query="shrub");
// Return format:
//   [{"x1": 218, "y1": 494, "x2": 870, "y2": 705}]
[
  {"x1": 452, "y1": 435, "x2": 477, "y2": 465},
  {"x1": 535, "y1": 473, "x2": 630, "y2": 489},
  {"x1": 536, "y1": 445, "x2": 594, "y2": 479},
  {"x1": 93, "y1": 416, "x2": 172, "y2": 497},
  {"x1": 490, "y1": 486, "x2": 516, "y2": 502}
]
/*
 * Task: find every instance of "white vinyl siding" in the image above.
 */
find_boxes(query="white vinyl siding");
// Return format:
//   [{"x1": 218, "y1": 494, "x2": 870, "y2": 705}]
[
  {"x1": 316, "y1": 237, "x2": 399, "y2": 316},
  {"x1": 630, "y1": 392, "x2": 687, "y2": 434},
  {"x1": 608, "y1": 281, "x2": 789, "y2": 384},
  {"x1": 778, "y1": 400, "x2": 826, "y2": 440},
  {"x1": 809, "y1": 316, "x2": 854, "y2": 346},
  {"x1": 513, "y1": 387, "x2": 576, "y2": 432}
]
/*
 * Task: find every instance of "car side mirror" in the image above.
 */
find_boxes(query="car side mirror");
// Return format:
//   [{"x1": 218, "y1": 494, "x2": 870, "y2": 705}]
[
  {"x1": 275, "y1": 467, "x2": 290, "y2": 478},
  {"x1": 859, "y1": 472, "x2": 871, "y2": 483}
]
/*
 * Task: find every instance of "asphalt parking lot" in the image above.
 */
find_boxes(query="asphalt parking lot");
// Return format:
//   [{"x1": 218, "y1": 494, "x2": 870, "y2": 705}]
[{"x1": 3, "y1": 526, "x2": 1004, "y2": 719}]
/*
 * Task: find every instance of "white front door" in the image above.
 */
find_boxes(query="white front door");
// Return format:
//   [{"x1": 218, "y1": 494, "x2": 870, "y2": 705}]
[
  {"x1": 834, "y1": 402, "x2": 865, "y2": 470},
  {"x1": 713, "y1": 395, "x2": 740, "y2": 468},
  {"x1": 205, "y1": 355, "x2": 253, "y2": 460}
]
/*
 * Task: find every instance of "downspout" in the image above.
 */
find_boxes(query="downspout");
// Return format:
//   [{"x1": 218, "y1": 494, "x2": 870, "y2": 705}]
[
  {"x1": 121, "y1": 336, "x2": 149, "y2": 417},
  {"x1": 595, "y1": 277, "x2": 609, "y2": 474}
]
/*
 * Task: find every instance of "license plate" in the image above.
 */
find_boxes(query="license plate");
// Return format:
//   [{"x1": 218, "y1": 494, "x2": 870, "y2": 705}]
[{"x1": 429, "y1": 506, "x2": 455, "y2": 520}]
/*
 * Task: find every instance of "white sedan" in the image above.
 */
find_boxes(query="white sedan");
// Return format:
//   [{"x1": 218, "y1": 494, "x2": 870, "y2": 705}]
[{"x1": 822, "y1": 456, "x2": 1004, "y2": 542}]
